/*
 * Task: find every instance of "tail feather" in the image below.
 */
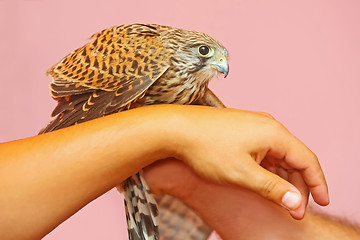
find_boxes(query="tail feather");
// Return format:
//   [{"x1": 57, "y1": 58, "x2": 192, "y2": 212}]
[
  {"x1": 120, "y1": 171, "x2": 160, "y2": 240},
  {"x1": 138, "y1": 173, "x2": 159, "y2": 226},
  {"x1": 156, "y1": 195, "x2": 212, "y2": 240}
]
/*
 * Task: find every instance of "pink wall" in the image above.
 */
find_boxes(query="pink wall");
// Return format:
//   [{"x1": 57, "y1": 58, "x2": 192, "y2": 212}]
[{"x1": 1, "y1": 0, "x2": 359, "y2": 239}]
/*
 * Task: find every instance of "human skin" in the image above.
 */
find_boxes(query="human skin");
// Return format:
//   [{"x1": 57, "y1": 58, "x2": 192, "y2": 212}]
[
  {"x1": 0, "y1": 105, "x2": 328, "y2": 239},
  {"x1": 144, "y1": 159, "x2": 360, "y2": 240}
]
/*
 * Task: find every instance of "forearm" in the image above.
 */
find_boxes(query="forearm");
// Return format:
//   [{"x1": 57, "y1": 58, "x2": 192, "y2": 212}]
[
  {"x1": 304, "y1": 211, "x2": 360, "y2": 240},
  {"x1": 0, "y1": 106, "x2": 176, "y2": 240}
]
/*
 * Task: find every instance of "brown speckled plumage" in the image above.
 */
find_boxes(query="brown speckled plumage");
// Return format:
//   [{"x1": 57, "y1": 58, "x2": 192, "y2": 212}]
[{"x1": 40, "y1": 23, "x2": 229, "y2": 240}]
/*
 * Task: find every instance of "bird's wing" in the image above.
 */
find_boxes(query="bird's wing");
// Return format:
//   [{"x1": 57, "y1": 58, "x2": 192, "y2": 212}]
[
  {"x1": 48, "y1": 24, "x2": 170, "y2": 101},
  {"x1": 40, "y1": 24, "x2": 170, "y2": 133}
]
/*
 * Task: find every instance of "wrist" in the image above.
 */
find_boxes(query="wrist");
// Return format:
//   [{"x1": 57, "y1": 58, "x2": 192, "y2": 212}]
[
  {"x1": 141, "y1": 105, "x2": 193, "y2": 161},
  {"x1": 117, "y1": 105, "x2": 183, "y2": 165}
]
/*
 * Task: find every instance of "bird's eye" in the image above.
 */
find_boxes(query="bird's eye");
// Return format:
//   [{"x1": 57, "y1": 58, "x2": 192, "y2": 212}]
[{"x1": 198, "y1": 45, "x2": 213, "y2": 57}]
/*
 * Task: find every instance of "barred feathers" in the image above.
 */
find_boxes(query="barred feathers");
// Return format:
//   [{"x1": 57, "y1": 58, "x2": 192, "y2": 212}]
[{"x1": 121, "y1": 172, "x2": 159, "y2": 240}]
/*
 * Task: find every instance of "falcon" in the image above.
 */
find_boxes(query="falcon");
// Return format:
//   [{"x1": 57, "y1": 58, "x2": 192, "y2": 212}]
[{"x1": 40, "y1": 23, "x2": 229, "y2": 240}]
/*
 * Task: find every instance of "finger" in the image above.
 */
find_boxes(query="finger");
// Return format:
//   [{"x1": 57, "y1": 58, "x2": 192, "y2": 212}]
[
  {"x1": 271, "y1": 133, "x2": 330, "y2": 207},
  {"x1": 277, "y1": 165, "x2": 288, "y2": 181},
  {"x1": 301, "y1": 163, "x2": 329, "y2": 206},
  {"x1": 285, "y1": 141, "x2": 329, "y2": 206},
  {"x1": 288, "y1": 170, "x2": 309, "y2": 220},
  {"x1": 239, "y1": 157, "x2": 302, "y2": 212}
]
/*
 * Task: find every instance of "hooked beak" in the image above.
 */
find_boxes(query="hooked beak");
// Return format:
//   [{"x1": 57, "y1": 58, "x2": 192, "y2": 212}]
[{"x1": 212, "y1": 57, "x2": 229, "y2": 78}]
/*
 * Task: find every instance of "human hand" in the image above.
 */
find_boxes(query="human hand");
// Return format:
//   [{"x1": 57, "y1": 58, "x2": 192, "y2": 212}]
[
  {"x1": 159, "y1": 106, "x2": 329, "y2": 219},
  {"x1": 143, "y1": 159, "x2": 311, "y2": 239}
]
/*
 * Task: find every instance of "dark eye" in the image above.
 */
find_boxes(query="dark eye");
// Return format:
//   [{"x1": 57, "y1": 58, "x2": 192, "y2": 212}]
[
  {"x1": 198, "y1": 45, "x2": 213, "y2": 57},
  {"x1": 199, "y1": 45, "x2": 209, "y2": 55}
]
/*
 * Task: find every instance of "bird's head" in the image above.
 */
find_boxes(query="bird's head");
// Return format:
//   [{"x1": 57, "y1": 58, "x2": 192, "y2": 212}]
[{"x1": 163, "y1": 29, "x2": 229, "y2": 82}]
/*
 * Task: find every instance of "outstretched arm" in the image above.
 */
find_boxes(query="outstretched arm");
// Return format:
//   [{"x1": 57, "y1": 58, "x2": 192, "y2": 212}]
[
  {"x1": 0, "y1": 105, "x2": 172, "y2": 239},
  {"x1": 0, "y1": 105, "x2": 328, "y2": 239}
]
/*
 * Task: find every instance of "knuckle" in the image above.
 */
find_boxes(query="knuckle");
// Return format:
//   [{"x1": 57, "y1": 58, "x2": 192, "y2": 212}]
[
  {"x1": 256, "y1": 112, "x2": 284, "y2": 132},
  {"x1": 260, "y1": 119, "x2": 284, "y2": 138},
  {"x1": 267, "y1": 118, "x2": 286, "y2": 135},
  {"x1": 257, "y1": 111, "x2": 276, "y2": 120},
  {"x1": 272, "y1": 120, "x2": 286, "y2": 132},
  {"x1": 261, "y1": 177, "x2": 280, "y2": 199},
  {"x1": 312, "y1": 151, "x2": 319, "y2": 162}
]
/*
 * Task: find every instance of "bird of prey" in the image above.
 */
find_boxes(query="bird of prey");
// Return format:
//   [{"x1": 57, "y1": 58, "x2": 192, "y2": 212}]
[{"x1": 40, "y1": 23, "x2": 229, "y2": 240}]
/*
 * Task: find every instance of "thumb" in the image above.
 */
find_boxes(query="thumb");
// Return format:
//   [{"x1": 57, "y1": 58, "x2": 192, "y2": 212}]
[{"x1": 240, "y1": 160, "x2": 302, "y2": 212}]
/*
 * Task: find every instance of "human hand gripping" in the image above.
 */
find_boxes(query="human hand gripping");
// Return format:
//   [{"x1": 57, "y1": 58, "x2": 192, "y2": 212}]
[{"x1": 159, "y1": 105, "x2": 329, "y2": 219}]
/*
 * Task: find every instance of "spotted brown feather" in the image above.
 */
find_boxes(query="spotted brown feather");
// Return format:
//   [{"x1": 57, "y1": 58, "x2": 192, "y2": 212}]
[{"x1": 48, "y1": 24, "x2": 170, "y2": 94}]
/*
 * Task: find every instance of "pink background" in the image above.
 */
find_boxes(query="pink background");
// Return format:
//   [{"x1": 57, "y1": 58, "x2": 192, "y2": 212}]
[{"x1": 1, "y1": 0, "x2": 359, "y2": 239}]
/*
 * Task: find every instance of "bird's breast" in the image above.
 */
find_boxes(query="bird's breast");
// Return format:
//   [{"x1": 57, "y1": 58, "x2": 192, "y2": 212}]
[{"x1": 141, "y1": 75, "x2": 209, "y2": 105}]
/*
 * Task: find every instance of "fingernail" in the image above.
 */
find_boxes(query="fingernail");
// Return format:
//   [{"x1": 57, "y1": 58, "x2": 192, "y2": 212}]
[{"x1": 282, "y1": 191, "x2": 301, "y2": 210}]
